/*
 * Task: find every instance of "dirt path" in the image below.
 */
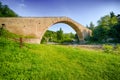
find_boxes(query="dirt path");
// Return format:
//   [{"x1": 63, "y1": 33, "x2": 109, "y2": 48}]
[{"x1": 69, "y1": 44, "x2": 103, "y2": 50}]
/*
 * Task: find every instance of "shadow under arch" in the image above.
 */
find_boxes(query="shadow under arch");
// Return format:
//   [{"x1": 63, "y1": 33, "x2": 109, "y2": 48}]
[{"x1": 40, "y1": 20, "x2": 84, "y2": 43}]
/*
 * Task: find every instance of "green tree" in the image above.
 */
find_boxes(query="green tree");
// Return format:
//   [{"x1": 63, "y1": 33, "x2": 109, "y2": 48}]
[
  {"x1": 97, "y1": 15, "x2": 111, "y2": 26},
  {"x1": 75, "y1": 34, "x2": 79, "y2": 42},
  {"x1": 0, "y1": 2, "x2": 3, "y2": 16},
  {"x1": 109, "y1": 22, "x2": 120, "y2": 42},
  {"x1": 92, "y1": 15, "x2": 111, "y2": 42},
  {"x1": 92, "y1": 25, "x2": 108, "y2": 42},
  {"x1": 110, "y1": 11, "x2": 115, "y2": 18},
  {"x1": 57, "y1": 28, "x2": 63, "y2": 41},
  {"x1": 110, "y1": 12, "x2": 118, "y2": 26},
  {"x1": 91, "y1": 12, "x2": 119, "y2": 43},
  {"x1": 41, "y1": 30, "x2": 57, "y2": 43},
  {"x1": 108, "y1": 12, "x2": 118, "y2": 42},
  {"x1": 117, "y1": 14, "x2": 120, "y2": 22},
  {"x1": 88, "y1": 22, "x2": 95, "y2": 31},
  {"x1": 0, "y1": 2, "x2": 18, "y2": 17}
]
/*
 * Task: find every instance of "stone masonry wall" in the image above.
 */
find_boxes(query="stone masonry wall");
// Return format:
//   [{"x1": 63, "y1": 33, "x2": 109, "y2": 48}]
[{"x1": 0, "y1": 17, "x2": 92, "y2": 44}]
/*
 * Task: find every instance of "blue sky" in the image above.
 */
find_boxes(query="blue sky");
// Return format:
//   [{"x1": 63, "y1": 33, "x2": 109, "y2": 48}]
[{"x1": 1, "y1": 0, "x2": 120, "y2": 33}]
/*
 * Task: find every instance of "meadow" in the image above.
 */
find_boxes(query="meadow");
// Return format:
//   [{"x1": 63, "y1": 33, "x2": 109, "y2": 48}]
[
  {"x1": 0, "y1": 37, "x2": 120, "y2": 80},
  {"x1": 0, "y1": 1, "x2": 120, "y2": 80}
]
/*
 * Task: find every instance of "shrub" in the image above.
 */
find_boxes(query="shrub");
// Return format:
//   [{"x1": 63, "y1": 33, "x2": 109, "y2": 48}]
[
  {"x1": 114, "y1": 44, "x2": 120, "y2": 55},
  {"x1": 103, "y1": 44, "x2": 113, "y2": 54},
  {"x1": 103, "y1": 44, "x2": 120, "y2": 55}
]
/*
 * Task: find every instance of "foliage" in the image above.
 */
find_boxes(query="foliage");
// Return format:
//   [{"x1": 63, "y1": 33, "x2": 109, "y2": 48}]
[
  {"x1": 0, "y1": 26, "x2": 36, "y2": 48},
  {"x1": 114, "y1": 44, "x2": 120, "y2": 54},
  {"x1": 88, "y1": 12, "x2": 120, "y2": 43},
  {"x1": 41, "y1": 30, "x2": 57, "y2": 43},
  {"x1": 94, "y1": 15, "x2": 112, "y2": 42},
  {"x1": 0, "y1": 37, "x2": 120, "y2": 80},
  {"x1": 109, "y1": 23, "x2": 120, "y2": 42},
  {"x1": 62, "y1": 32, "x2": 75, "y2": 42},
  {"x1": 103, "y1": 44, "x2": 113, "y2": 53},
  {"x1": 57, "y1": 28, "x2": 63, "y2": 41},
  {"x1": 0, "y1": 2, "x2": 18, "y2": 17},
  {"x1": 103, "y1": 44, "x2": 120, "y2": 55},
  {"x1": 87, "y1": 22, "x2": 95, "y2": 31},
  {"x1": 41, "y1": 29, "x2": 77, "y2": 44}
]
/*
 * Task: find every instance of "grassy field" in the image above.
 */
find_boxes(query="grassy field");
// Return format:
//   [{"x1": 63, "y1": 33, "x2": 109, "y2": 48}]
[{"x1": 0, "y1": 38, "x2": 120, "y2": 80}]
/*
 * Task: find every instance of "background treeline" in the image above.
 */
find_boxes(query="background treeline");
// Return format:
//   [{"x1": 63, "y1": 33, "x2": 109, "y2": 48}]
[
  {"x1": 0, "y1": 2, "x2": 18, "y2": 17},
  {"x1": 87, "y1": 12, "x2": 120, "y2": 43},
  {"x1": 41, "y1": 28, "x2": 79, "y2": 44}
]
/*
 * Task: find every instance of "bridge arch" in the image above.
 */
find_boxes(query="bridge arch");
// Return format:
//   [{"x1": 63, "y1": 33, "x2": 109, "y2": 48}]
[
  {"x1": 0, "y1": 17, "x2": 91, "y2": 44},
  {"x1": 40, "y1": 20, "x2": 84, "y2": 43}
]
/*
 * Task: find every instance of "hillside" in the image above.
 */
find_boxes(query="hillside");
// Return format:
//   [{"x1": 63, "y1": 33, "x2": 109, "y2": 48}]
[{"x1": 0, "y1": 37, "x2": 120, "y2": 80}]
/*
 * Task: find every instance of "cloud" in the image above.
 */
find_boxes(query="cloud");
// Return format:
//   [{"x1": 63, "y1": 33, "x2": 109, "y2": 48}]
[{"x1": 19, "y1": 3, "x2": 26, "y2": 8}]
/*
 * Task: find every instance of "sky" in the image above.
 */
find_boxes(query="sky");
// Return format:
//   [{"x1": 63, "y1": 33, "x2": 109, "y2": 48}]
[{"x1": 1, "y1": 0, "x2": 120, "y2": 33}]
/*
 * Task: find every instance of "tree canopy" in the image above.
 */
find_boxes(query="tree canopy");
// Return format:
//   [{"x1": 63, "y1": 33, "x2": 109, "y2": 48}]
[
  {"x1": 0, "y1": 2, "x2": 18, "y2": 17},
  {"x1": 88, "y1": 12, "x2": 120, "y2": 43}
]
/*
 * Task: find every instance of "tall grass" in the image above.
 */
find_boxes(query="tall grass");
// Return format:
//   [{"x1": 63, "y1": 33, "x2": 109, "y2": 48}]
[{"x1": 0, "y1": 38, "x2": 120, "y2": 80}]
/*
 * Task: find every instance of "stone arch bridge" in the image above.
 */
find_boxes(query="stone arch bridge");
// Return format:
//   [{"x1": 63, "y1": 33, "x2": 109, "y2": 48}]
[{"x1": 0, "y1": 17, "x2": 92, "y2": 44}]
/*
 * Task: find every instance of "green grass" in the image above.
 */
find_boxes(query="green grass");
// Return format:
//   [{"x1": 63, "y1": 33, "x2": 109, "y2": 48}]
[{"x1": 0, "y1": 38, "x2": 120, "y2": 80}]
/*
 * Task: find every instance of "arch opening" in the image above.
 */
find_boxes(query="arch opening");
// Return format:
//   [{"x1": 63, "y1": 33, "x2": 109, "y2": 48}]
[{"x1": 40, "y1": 20, "x2": 84, "y2": 44}]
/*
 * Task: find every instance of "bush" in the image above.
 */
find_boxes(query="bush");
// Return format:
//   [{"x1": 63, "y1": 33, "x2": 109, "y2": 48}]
[
  {"x1": 114, "y1": 44, "x2": 120, "y2": 55},
  {"x1": 103, "y1": 44, "x2": 113, "y2": 54},
  {"x1": 103, "y1": 44, "x2": 120, "y2": 55}
]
